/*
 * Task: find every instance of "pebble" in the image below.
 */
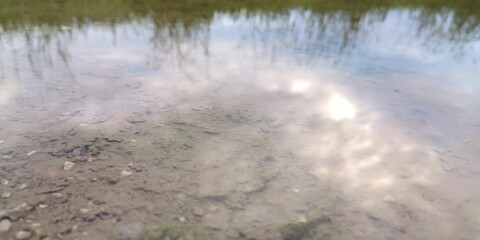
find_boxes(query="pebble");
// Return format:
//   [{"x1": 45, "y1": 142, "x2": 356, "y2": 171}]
[
  {"x1": 72, "y1": 224, "x2": 79, "y2": 231},
  {"x1": 38, "y1": 204, "x2": 48, "y2": 209},
  {"x1": 64, "y1": 161, "x2": 75, "y2": 171},
  {"x1": 2, "y1": 155, "x2": 12, "y2": 160},
  {"x1": 178, "y1": 217, "x2": 186, "y2": 222},
  {"x1": 292, "y1": 188, "x2": 301, "y2": 193},
  {"x1": 18, "y1": 183, "x2": 28, "y2": 190},
  {"x1": 31, "y1": 223, "x2": 41, "y2": 228},
  {"x1": 0, "y1": 219, "x2": 12, "y2": 232},
  {"x1": 121, "y1": 170, "x2": 133, "y2": 177},
  {"x1": 80, "y1": 208, "x2": 91, "y2": 213},
  {"x1": 193, "y1": 207, "x2": 204, "y2": 217},
  {"x1": 296, "y1": 215, "x2": 307, "y2": 223},
  {"x1": 26, "y1": 150, "x2": 36, "y2": 156},
  {"x1": 52, "y1": 193, "x2": 63, "y2": 198},
  {"x1": 0, "y1": 140, "x2": 5, "y2": 144},
  {"x1": 1, "y1": 179, "x2": 8, "y2": 185},
  {"x1": 78, "y1": 123, "x2": 87, "y2": 127},
  {"x1": 2, "y1": 192, "x2": 11, "y2": 198},
  {"x1": 15, "y1": 230, "x2": 32, "y2": 239},
  {"x1": 106, "y1": 177, "x2": 119, "y2": 185}
]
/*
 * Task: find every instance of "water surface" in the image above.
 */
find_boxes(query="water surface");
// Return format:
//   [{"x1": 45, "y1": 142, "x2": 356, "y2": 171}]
[{"x1": 0, "y1": 1, "x2": 479, "y2": 239}]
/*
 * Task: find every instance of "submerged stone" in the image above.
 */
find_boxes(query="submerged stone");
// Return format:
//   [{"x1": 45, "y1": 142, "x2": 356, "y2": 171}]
[
  {"x1": 64, "y1": 161, "x2": 75, "y2": 171},
  {"x1": 0, "y1": 219, "x2": 12, "y2": 232},
  {"x1": 15, "y1": 230, "x2": 32, "y2": 239},
  {"x1": 280, "y1": 217, "x2": 331, "y2": 240},
  {"x1": 116, "y1": 222, "x2": 144, "y2": 239}
]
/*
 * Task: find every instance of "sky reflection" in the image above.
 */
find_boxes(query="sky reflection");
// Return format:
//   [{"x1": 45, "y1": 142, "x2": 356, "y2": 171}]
[{"x1": 0, "y1": 3, "x2": 479, "y2": 240}]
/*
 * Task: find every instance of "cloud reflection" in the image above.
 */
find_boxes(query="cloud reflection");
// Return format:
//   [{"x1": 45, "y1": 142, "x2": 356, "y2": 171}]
[{"x1": 327, "y1": 94, "x2": 356, "y2": 120}]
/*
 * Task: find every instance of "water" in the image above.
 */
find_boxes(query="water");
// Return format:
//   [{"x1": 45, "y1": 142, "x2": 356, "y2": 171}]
[{"x1": 0, "y1": 1, "x2": 479, "y2": 239}]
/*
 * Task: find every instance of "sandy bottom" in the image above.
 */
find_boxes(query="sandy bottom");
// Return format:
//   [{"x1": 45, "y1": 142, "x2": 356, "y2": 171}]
[{"x1": 1, "y1": 65, "x2": 479, "y2": 240}]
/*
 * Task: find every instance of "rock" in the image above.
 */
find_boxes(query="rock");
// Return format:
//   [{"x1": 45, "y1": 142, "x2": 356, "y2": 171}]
[
  {"x1": 2, "y1": 192, "x2": 11, "y2": 198},
  {"x1": 26, "y1": 150, "x2": 36, "y2": 156},
  {"x1": 106, "y1": 177, "x2": 119, "y2": 185},
  {"x1": 193, "y1": 207, "x2": 204, "y2": 217},
  {"x1": 2, "y1": 150, "x2": 13, "y2": 155},
  {"x1": 71, "y1": 146, "x2": 89, "y2": 156},
  {"x1": 63, "y1": 161, "x2": 75, "y2": 171},
  {"x1": 18, "y1": 183, "x2": 28, "y2": 190},
  {"x1": 121, "y1": 170, "x2": 133, "y2": 177},
  {"x1": 2, "y1": 155, "x2": 12, "y2": 160},
  {"x1": 0, "y1": 219, "x2": 12, "y2": 232},
  {"x1": 0, "y1": 140, "x2": 5, "y2": 145},
  {"x1": 15, "y1": 230, "x2": 32, "y2": 239},
  {"x1": 116, "y1": 222, "x2": 144, "y2": 239}
]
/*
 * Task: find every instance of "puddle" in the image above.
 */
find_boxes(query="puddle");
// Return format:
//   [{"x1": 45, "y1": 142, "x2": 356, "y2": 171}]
[{"x1": 0, "y1": 1, "x2": 480, "y2": 239}]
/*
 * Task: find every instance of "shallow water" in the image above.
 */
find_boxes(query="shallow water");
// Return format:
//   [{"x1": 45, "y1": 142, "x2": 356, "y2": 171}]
[{"x1": 1, "y1": 1, "x2": 480, "y2": 239}]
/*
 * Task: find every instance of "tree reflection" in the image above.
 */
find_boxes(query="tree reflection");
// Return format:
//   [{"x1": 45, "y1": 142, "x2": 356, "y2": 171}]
[{"x1": 0, "y1": 0, "x2": 479, "y2": 75}]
